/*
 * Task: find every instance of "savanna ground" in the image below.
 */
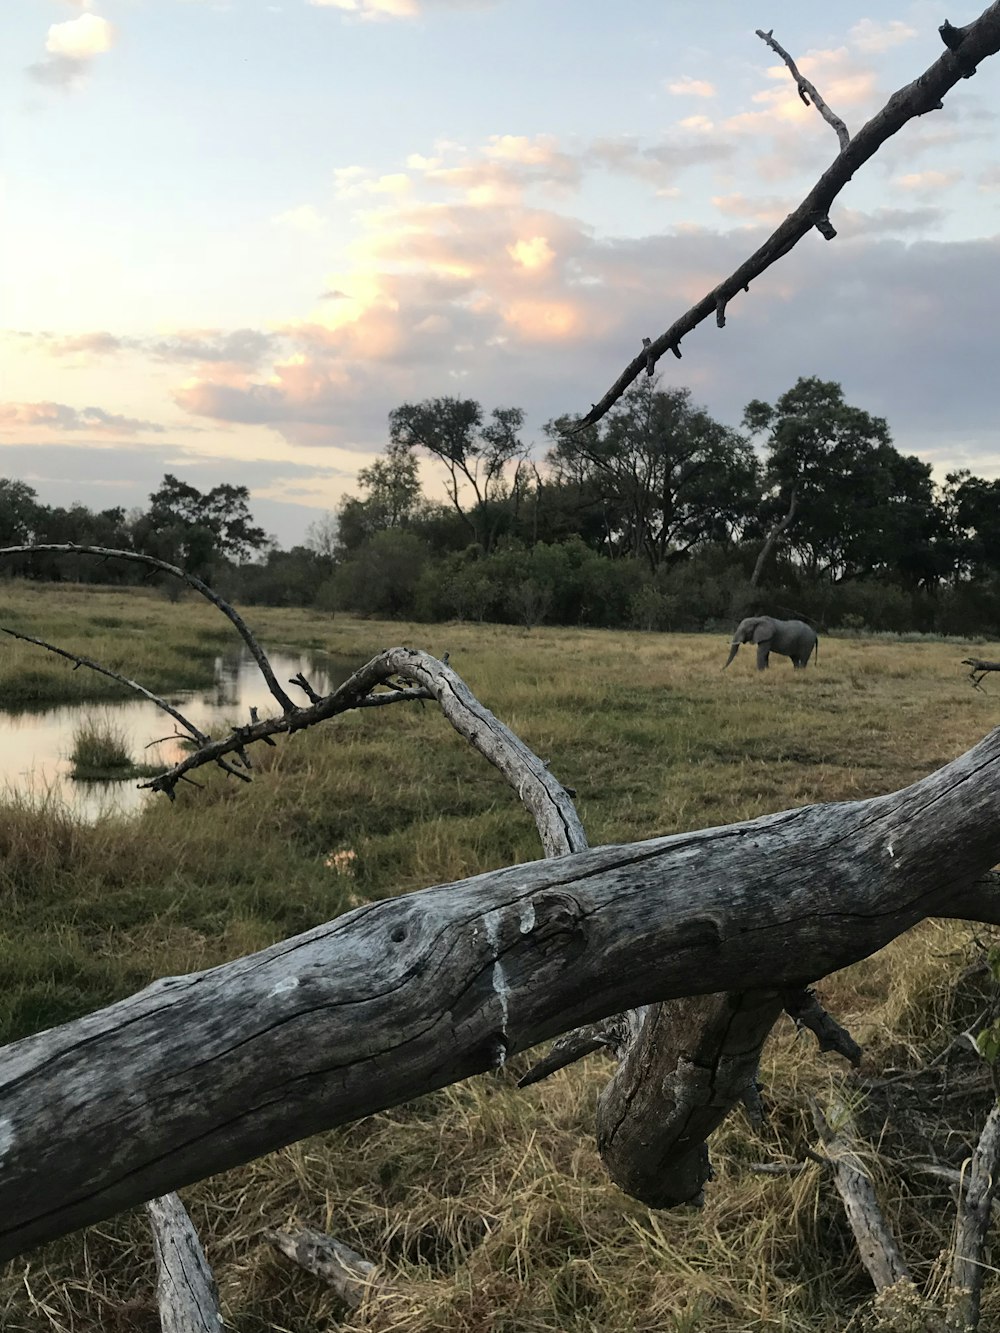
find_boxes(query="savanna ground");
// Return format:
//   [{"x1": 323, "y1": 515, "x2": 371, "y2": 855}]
[{"x1": 0, "y1": 580, "x2": 999, "y2": 1332}]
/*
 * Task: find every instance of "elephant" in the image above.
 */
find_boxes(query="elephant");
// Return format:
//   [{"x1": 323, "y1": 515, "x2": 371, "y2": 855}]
[{"x1": 723, "y1": 616, "x2": 818, "y2": 671}]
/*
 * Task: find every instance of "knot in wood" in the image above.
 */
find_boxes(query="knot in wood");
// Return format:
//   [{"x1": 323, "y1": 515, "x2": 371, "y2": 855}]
[{"x1": 522, "y1": 890, "x2": 587, "y2": 961}]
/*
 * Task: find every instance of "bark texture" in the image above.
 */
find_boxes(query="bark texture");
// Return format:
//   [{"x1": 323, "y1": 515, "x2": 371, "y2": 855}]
[
  {"x1": 147, "y1": 1193, "x2": 224, "y2": 1333},
  {"x1": 4, "y1": 725, "x2": 1000, "y2": 1258}
]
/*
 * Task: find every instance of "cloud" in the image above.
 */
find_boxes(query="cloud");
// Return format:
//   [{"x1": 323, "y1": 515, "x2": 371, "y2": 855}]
[
  {"x1": 28, "y1": 12, "x2": 114, "y2": 87},
  {"x1": 307, "y1": 0, "x2": 498, "y2": 15},
  {"x1": 711, "y1": 193, "x2": 791, "y2": 227},
  {"x1": 893, "y1": 170, "x2": 962, "y2": 193},
  {"x1": 272, "y1": 205, "x2": 328, "y2": 231},
  {"x1": 666, "y1": 76, "x2": 715, "y2": 98},
  {"x1": 307, "y1": 0, "x2": 418, "y2": 17},
  {"x1": 507, "y1": 236, "x2": 556, "y2": 272},
  {"x1": 0, "y1": 402, "x2": 166, "y2": 435},
  {"x1": 24, "y1": 328, "x2": 278, "y2": 369},
  {"x1": 849, "y1": 19, "x2": 917, "y2": 53}
]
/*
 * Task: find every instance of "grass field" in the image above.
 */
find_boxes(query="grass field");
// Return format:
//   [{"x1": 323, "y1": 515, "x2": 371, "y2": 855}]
[{"x1": 0, "y1": 580, "x2": 998, "y2": 1331}]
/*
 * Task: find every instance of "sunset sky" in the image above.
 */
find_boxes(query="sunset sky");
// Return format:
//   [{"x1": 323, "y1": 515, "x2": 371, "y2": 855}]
[{"x1": 4, "y1": 1, "x2": 1000, "y2": 547}]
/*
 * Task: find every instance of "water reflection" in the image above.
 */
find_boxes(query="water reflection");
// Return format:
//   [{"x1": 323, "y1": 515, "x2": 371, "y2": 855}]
[{"x1": 0, "y1": 649, "x2": 354, "y2": 820}]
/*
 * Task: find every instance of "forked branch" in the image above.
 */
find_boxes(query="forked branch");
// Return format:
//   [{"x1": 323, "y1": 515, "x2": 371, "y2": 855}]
[{"x1": 574, "y1": 3, "x2": 1000, "y2": 429}]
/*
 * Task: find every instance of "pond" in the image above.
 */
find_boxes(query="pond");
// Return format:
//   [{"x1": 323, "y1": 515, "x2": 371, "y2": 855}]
[{"x1": 0, "y1": 648, "x2": 358, "y2": 820}]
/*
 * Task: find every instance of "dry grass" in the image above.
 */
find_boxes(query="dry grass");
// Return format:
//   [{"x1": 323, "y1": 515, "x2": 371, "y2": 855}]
[{"x1": 0, "y1": 582, "x2": 998, "y2": 1330}]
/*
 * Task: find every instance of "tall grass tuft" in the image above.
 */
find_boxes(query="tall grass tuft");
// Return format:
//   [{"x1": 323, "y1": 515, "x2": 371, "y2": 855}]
[{"x1": 69, "y1": 716, "x2": 134, "y2": 780}]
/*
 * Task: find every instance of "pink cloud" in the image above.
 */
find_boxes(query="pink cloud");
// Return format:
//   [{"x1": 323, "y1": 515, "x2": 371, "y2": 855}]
[{"x1": 0, "y1": 402, "x2": 166, "y2": 434}]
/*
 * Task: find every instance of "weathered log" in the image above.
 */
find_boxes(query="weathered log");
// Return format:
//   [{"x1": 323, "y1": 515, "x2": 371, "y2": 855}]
[
  {"x1": 147, "y1": 1192, "x2": 224, "y2": 1333},
  {"x1": 4, "y1": 725, "x2": 1000, "y2": 1259}
]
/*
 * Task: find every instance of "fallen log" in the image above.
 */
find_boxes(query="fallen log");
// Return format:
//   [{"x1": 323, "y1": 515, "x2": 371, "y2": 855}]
[{"x1": 3, "y1": 723, "x2": 1000, "y2": 1260}]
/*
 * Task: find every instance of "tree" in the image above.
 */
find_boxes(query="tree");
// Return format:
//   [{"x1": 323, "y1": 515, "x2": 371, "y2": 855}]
[
  {"x1": 135, "y1": 474, "x2": 268, "y2": 574},
  {"x1": 389, "y1": 398, "x2": 527, "y2": 554},
  {"x1": 0, "y1": 479, "x2": 40, "y2": 548},
  {"x1": 547, "y1": 378, "x2": 761, "y2": 571},
  {"x1": 745, "y1": 377, "x2": 937, "y2": 583},
  {"x1": 304, "y1": 510, "x2": 339, "y2": 561},
  {"x1": 335, "y1": 441, "x2": 423, "y2": 554},
  {"x1": 943, "y1": 471, "x2": 1000, "y2": 579}
]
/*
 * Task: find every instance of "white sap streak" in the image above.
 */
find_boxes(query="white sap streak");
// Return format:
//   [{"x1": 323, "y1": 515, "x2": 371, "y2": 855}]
[
  {"x1": 268, "y1": 976, "x2": 300, "y2": 998},
  {"x1": 519, "y1": 901, "x2": 536, "y2": 935},
  {"x1": 482, "y1": 909, "x2": 509, "y2": 1063},
  {"x1": 0, "y1": 1117, "x2": 14, "y2": 1164}
]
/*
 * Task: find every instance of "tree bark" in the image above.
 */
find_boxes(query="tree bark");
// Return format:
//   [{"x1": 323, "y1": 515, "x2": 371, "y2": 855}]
[{"x1": 4, "y1": 726, "x2": 1000, "y2": 1259}]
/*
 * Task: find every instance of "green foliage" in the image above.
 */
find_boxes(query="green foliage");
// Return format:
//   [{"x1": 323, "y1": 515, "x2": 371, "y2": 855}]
[
  {"x1": 547, "y1": 378, "x2": 761, "y2": 571},
  {"x1": 747, "y1": 377, "x2": 937, "y2": 584},
  {"x1": 134, "y1": 472, "x2": 268, "y2": 574},
  {"x1": 69, "y1": 717, "x2": 133, "y2": 775},
  {"x1": 332, "y1": 528, "x2": 431, "y2": 616}
]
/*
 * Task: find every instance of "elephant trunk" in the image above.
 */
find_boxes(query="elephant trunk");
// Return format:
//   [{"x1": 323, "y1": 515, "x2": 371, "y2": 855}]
[{"x1": 723, "y1": 642, "x2": 740, "y2": 670}]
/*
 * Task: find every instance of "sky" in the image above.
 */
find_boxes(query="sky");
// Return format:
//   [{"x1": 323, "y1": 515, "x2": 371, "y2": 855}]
[{"x1": 3, "y1": 0, "x2": 1000, "y2": 549}]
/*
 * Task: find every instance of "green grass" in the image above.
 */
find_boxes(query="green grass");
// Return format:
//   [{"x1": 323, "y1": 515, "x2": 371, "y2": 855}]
[
  {"x1": 0, "y1": 582, "x2": 998, "y2": 1330},
  {"x1": 67, "y1": 716, "x2": 167, "y2": 782}
]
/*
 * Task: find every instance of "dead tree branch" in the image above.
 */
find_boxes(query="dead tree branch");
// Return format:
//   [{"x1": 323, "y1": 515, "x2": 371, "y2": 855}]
[
  {"x1": 945, "y1": 1100, "x2": 1000, "y2": 1331},
  {"x1": 147, "y1": 1193, "x2": 224, "y2": 1333},
  {"x1": 963, "y1": 658, "x2": 1000, "y2": 690},
  {"x1": 0, "y1": 626, "x2": 208, "y2": 745},
  {"x1": 573, "y1": 3, "x2": 1000, "y2": 430},
  {"x1": 267, "y1": 1228, "x2": 393, "y2": 1311},
  {"x1": 811, "y1": 1096, "x2": 914, "y2": 1294},
  {"x1": 6, "y1": 725, "x2": 1000, "y2": 1258},
  {"x1": 755, "y1": 29, "x2": 850, "y2": 149},
  {"x1": 784, "y1": 987, "x2": 863, "y2": 1067}
]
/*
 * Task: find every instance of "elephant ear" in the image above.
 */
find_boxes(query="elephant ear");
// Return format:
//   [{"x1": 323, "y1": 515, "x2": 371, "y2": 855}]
[{"x1": 751, "y1": 621, "x2": 773, "y2": 644}]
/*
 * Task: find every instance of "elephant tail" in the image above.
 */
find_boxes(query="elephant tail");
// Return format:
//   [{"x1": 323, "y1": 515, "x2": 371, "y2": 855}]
[{"x1": 812, "y1": 637, "x2": 819, "y2": 665}]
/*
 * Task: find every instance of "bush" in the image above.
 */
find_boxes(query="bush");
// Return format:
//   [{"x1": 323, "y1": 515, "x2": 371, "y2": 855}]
[{"x1": 332, "y1": 530, "x2": 430, "y2": 617}]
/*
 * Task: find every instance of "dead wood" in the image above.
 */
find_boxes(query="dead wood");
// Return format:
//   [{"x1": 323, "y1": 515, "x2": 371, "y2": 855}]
[
  {"x1": 5, "y1": 724, "x2": 1000, "y2": 1258},
  {"x1": 267, "y1": 1227, "x2": 392, "y2": 1310},
  {"x1": 147, "y1": 1193, "x2": 223, "y2": 1333},
  {"x1": 811, "y1": 1096, "x2": 913, "y2": 1293},
  {"x1": 945, "y1": 1100, "x2": 1000, "y2": 1331},
  {"x1": 573, "y1": 3, "x2": 1000, "y2": 430}
]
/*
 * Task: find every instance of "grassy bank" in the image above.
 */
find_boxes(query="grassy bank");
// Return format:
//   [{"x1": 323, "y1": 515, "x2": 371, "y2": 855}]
[{"x1": 0, "y1": 586, "x2": 998, "y2": 1330}]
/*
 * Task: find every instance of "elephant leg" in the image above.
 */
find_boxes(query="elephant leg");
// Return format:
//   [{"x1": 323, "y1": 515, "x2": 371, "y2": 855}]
[{"x1": 756, "y1": 643, "x2": 770, "y2": 670}]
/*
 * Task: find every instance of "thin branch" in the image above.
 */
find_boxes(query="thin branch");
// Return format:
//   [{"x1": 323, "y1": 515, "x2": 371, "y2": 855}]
[
  {"x1": 784, "y1": 987, "x2": 863, "y2": 1067},
  {"x1": 0, "y1": 626, "x2": 207, "y2": 744},
  {"x1": 0, "y1": 543, "x2": 297, "y2": 714},
  {"x1": 755, "y1": 28, "x2": 851, "y2": 149},
  {"x1": 750, "y1": 489, "x2": 798, "y2": 589},
  {"x1": 572, "y1": 3, "x2": 1000, "y2": 430}
]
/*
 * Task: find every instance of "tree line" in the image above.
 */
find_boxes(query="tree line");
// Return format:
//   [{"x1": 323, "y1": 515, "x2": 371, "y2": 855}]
[
  {"x1": 322, "y1": 375, "x2": 1000, "y2": 636},
  {"x1": 5, "y1": 376, "x2": 1000, "y2": 634}
]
